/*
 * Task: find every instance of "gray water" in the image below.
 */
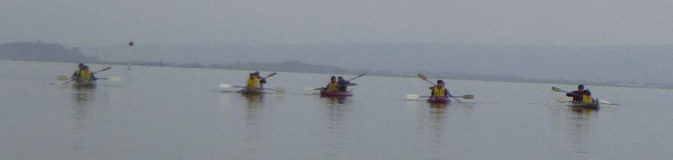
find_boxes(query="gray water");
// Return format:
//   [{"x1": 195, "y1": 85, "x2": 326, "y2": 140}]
[{"x1": 1, "y1": 60, "x2": 672, "y2": 160}]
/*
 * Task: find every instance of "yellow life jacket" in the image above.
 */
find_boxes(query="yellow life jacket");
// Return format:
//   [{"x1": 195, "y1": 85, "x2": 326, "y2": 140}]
[
  {"x1": 582, "y1": 94, "x2": 594, "y2": 103},
  {"x1": 327, "y1": 82, "x2": 339, "y2": 92},
  {"x1": 247, "y1": 77, "x2": 259, "y2": 88},
  {"x1": 77, "y1": 69, "x2": 92, "y2": 81},
  {"x1": 432, "y1": 87, "x2": 446, "y2": 97}
]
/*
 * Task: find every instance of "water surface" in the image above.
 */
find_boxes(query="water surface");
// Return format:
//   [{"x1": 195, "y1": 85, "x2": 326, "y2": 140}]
[{"x1": 1, "y1": 60, "x2": 672, "y2": 159}]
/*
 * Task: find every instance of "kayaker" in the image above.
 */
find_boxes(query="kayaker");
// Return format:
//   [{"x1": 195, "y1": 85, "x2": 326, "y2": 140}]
[
  {"x1": 337, "y1": 76, "x2": 351, "y2": 92},
  {"x1": 71, "y1": 63, "x2": 97, "y2": 82},
  {"x1": 323, "y1": 76, "x2": 339, "y2": 92},
  {"x1": 246, "y1": 73, "x2": 260, "y2": 89},
  {"x1": 581, "y1": 90, "x2": 594, "y2": 103},
  {"x1": 254, "y1": 72, "x2": 267, "y2": 88},
  {"x1": 429, "y1": 80, "x2": 452, "y2": 98},
  {"x1": 566, "y1": 84, "x2": 590, "y2": 103}
]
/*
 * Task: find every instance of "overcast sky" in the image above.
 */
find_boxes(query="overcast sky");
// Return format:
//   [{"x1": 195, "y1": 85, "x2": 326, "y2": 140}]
[{"x1": 2, "y1": 0, "x2": 672, "y2": 47}]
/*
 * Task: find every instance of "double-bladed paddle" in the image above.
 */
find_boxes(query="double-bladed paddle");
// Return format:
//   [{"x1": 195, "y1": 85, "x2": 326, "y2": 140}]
[
  {"x1": 219, "y1": 83, "x2": 285, "y2": 92},
  {"x1": 62, "y1": 66, "x2": 112, "y2": 85},
  {"x1": 417, "y1": 73, "x2": 465, "y2": 103},
  {"x1": 406, "y1": 94, "x2": 474, "y2": 100}
]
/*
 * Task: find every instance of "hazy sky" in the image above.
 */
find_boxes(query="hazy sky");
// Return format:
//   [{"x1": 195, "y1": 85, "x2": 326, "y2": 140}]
[{"x1": 2, "y1": 0, "x2": 672, "y2": 47}]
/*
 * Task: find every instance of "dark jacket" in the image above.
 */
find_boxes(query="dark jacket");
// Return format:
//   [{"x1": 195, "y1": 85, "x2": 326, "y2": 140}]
[
  {"x1": 566, "y1": 90, "x2": 589, "y2": 102},
  {"x1": 337, "y1": 80, "x2": 350, "y2": 92}
]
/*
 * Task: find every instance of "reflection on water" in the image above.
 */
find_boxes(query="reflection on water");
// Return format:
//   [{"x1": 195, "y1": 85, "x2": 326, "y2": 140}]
[
  {"x1": 243, "y1": 93, "x2": 264, "y2": 153},
  {"x1": 70, "y1": 86, "x2": 97, "y2": 152},
  {"x1": 72, "y1": 87, "x2": 95, "y2": 121},
  {"x1": 73, "y1": 87, "x2": 93, "y2": 102},
  {"x1": 323, "y1": 97, "x2": 348, "y2": 104},
  {"x1": 427, "y1": 104, "x2": 449, "y2": 160},
  {"x1": 4, "y1": 61, "x2": 673, "y2": 159},
  {"x1": 320, "y1": 97, "x2": 353, "y2": 159},
  {"x1": 571, "y1": 107, "x2": 597, "y2": 114},
  {"x1": 429, "y1": 103, "x2": 447, "y2": 109},
  {"x1": 244, "y1": 94, "x2": 263, "y2": 105},
  {"x1": 566, "y1": 107, "x2": 596, "y2": 157}
]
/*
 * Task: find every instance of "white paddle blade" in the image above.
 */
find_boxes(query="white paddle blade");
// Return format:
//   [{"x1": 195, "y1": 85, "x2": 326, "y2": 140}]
[
  {"x1": 219, "y1": 84, "x2": 232, "y2": 88},
  {"x1": 274, "y1": 87, "x2": 286, "y2": 92},
  {"x1": 598, "y1": 99, "x2": 611, "y2": 105},
  {"x1": 109, "y1": 77, "x2": 122, "y2": 81},
  {"x1": 406, "y1": 94, "x2": 420, "y2": 100}
]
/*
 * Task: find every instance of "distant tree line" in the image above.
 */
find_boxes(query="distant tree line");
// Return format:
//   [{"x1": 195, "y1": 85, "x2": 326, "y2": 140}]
[{"x1": 0, "y1": 42, "x2": 99, "y2": 62}]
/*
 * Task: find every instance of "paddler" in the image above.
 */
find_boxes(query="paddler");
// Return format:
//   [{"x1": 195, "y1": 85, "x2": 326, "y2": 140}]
[
  {"x1": 254, "y1": 72, "x2": 267, "y2": 88},
  {"x1": 566, "y1": 84, "x2": 594, "y2": 103},
  {"x1": 429, "y1": 80, "x2": 453, "y2": 98},
  {"x1": 71, "y1": 63, "x2": 97, "y2": 83},
  {"x1": 246, "y1": 73, "x2": 260, "y2": 89},
  {"x1": 323, "y1": 76, "x2": 339, "y2": 92},
  {"x1": 337, "y1": 76, "x2": 351, "y2": 92}
]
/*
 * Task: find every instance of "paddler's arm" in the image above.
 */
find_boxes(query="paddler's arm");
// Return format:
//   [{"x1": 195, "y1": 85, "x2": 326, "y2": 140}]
[
  {"x1": 445, "y1": 89, "x2": 451, "y2": 98},
  {"x1": 566, "y1": 91, "x2": 580, "y2": 97},
  {"x1": 429, "y1": 86, "x2": 435, "y2": 97},
  {"x1": 71, "y1": 71, "x2": 78, "y2": 80}
]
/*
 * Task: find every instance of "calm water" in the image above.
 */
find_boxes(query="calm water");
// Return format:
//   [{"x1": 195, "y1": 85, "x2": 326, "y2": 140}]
[{"x1": 1, "y1": 60, "x2": 672, "y2": 160}]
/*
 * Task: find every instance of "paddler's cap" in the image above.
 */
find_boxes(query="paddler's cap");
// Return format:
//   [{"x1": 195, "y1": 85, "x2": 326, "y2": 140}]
[
  {"x1": 437, "y1": 80, "x2": 444, "y2": 84},
  {"x1": 84, "y1": 65, "x2": 89, "y2": 69},
  {"x1": 578, "y1": 84, "x2": 584, "y2": 88},
  {"x1": 78, "y1": 63, "x2": 84, "y2": 66}
]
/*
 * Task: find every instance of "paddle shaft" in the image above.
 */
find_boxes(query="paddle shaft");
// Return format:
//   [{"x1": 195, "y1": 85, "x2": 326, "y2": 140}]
[
  {"x1": 552, "y1": 87, "x2": 581, "y2": 97},
  {"x1": 223, "y1": 84, "x2": 284, "y2": 92},
  {"x1": 347, "y1": 73, "x2": 366, "y2": 81},
  {"x1": 261, "y1": 72, "x2": 276, "y2": 80},
  {"x1": 417, "y1": 95, "x2": 472, "y2": 99}
]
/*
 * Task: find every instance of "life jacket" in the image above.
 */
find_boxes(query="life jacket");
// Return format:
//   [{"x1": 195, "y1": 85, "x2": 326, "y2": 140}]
[
  {"x1": 432, "y1": 87, "x2": 446, "y2": 97},
  {"x1": 247, "y1": 77, "x2": 259, "y2": 88},
  {"x1": 327, "y1": 82, "x2": 339, "y2": 92},
  {"x1": 581, "y1": 90, "x2": 594, "y2": 103},
  {"x1": 337, "y1": 81, "x2": 349, "y2": 92},
  {"x1": 582, "y1": 94, "x2": 594, "y2": 103},
  {"x1": 76, "y1": 69, "x2": 92, "y2": 81}
]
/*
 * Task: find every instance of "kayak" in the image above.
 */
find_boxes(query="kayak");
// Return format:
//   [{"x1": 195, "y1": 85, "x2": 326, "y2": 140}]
[
  {"x1": 239, "y1": 88, "x2": 265, "y2": 95},
  {"x1": 73, "y1": 81, "x2": 96, "y2": 88},
  {"x1": 320, "y1": 90, "x2": 352, "y2": 97},
  {"x1": 427, "y1": 97, "x2": 450, "y2": 104},
  {"x1": 568, "y1": 100, "x2": 600, "y2": 110}
]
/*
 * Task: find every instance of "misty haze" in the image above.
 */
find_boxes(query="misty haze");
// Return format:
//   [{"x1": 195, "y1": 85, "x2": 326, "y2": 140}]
[{"x1": 3, "y1": 0, "x2": 673, "y2": 159}]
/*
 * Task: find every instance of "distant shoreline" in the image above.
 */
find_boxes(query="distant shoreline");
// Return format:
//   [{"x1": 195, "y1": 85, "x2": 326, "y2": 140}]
[{"x1": 3, "y1": 42, "x2": 672, "y2": 89}]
